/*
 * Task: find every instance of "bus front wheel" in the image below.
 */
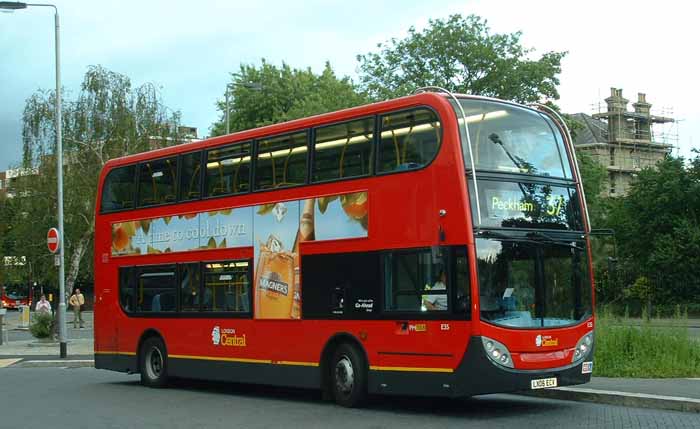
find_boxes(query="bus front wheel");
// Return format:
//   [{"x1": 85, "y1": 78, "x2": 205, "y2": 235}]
[
  {"x1": 331, "y1": 343, "x2": 367, "y2": 407},
  {"x1": 140, "y1": 336, "x2": 169, "y2": 388}
]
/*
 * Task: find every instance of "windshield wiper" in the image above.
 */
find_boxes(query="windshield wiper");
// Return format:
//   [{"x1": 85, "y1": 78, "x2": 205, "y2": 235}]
[
  {"x1": 526, "y1": 231, "x2": 583, "y2": 250},
  {"x1": 477, "y1": 230, "x2": 541, "y2": 246},
  {"x1": 488, "y1": 133, "x2": 534, "y2": 174},
  {"x1": 477, "y1": 229, "x2": 515, "y2": 240},
  {"x1": 477, "y1": 229, "x2": 583, "y2": 250}
]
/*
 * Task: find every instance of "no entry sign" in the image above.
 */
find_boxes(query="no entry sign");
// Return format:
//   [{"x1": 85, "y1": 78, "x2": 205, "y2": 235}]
[{"x1": 47, "y1": 227, "x2": 60, "y2": 254}]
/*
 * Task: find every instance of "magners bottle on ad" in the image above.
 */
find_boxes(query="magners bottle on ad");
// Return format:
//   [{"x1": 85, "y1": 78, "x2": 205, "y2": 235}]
[{"x1": 254, "y1": 235, "x2": 296, "y2": 319}]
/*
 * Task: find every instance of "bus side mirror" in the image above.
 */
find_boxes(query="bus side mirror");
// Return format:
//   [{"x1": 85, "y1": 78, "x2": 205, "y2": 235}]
[{"x1": 590, "y1": 228, "x2": 615, "y2": 236}]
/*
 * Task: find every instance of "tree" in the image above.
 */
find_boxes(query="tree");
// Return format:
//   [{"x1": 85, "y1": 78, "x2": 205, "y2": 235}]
[
  {"x1": 357, "y1": 14, "x2": 566, "y2": 103},
  {"x1": 17, "y1": 65, "x2": 183, "y2": 294},
  {"x1": 575, "y1": 149, "x2": 608, "y2": 228},
  {"x1": 0, "y1": 166, "x2": 57, "y2": 292},
  {"x1": 211, "y1": 60, "x2": 369, "y2": 136},
  {"x1": 606, "y1": 155, "x2": 700, "y2": 307}
]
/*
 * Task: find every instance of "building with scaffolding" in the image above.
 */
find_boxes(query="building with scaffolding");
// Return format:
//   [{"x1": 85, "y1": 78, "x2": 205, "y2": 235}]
[{"x1": 571, "y1": 88, "x2": 676, "y2": 196}]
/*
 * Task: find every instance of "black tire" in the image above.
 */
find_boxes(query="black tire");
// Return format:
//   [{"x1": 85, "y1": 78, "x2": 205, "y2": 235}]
[
  {"x1": 140, "y1": 336, "x2": 169, "y2": 388},
  {"x1": 330, "y1": 343, "x2": 367, "y2": 407}
]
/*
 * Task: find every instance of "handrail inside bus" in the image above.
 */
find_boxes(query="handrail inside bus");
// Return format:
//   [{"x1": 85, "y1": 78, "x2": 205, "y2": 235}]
[
  {"x1": 414, "y1": 86, "x2": 482, "y2": 226},
  {"x1": 529, "y1": 103, "x2": 591, "y2": 233}
]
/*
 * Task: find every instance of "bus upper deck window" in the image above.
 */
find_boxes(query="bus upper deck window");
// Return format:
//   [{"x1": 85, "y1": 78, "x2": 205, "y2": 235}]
[
  {"x1": 180, "y1": 152, "x2": 203, "y2": 201},
  {"x1": 255, "y1": 132, "x2": 308, "y2": 190},
  {"x1": 206, "y1": 143, "x2": 252, "y2": 197},
  {"x1": 378, "y1": 108, "x2": 441, "y2": 173},
  {"x1": 138, "y1": 157, "x2": 178, "y2": 207},
  {"x1": 101, "y1": 165, "x2": 136, "y2": 212},
  {"x1": 313, "y1": 117, "x2": 374, "y2": 182}
]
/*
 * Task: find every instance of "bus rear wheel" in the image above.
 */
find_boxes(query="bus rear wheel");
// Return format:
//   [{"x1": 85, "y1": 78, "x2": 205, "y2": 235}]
[
  {"x1": 331, "y1": 343, "x2": 367, "y2": 407},
  {"x1": 140, "y1": 336, "x2": 169, "y2": 388}
]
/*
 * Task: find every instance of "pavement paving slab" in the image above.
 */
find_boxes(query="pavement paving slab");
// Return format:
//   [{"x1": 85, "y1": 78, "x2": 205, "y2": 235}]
[
  {"x1": 0, "y1": 337, "x2": 93, "y2": 356},
  {"x1": 524, "y1": 377, "x2": 700, "y2": 413}
]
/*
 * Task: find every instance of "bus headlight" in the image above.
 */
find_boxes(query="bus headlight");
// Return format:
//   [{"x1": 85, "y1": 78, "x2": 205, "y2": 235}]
[
  {"x1": 481, "y1": 336, "x2": 514, "y2": 368},
  {"x1": 572, "y1": 331, "x2": 594, "y2": 363}
]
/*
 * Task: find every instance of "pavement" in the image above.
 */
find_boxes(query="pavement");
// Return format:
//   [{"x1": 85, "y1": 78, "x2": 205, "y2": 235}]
[
  {"x1": 527, "y1": 377, "x2": 700, "y2": 414},
  {"x1": 0, "y1": 308, "x2": 94, "y2": 367},
  {"x1": 1, "y1": 310, "x2": 698, "y2": 413}
]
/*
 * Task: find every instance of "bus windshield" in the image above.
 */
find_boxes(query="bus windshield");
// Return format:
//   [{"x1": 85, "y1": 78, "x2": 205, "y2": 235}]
[
  {"x1": 453, "y1": 98, "x2": 572, "y2": 179},
  {"x1": 476, "y1": 237, "x2": 591, "y2": 328},
  {"x1": 4, "y1": 285, "x2": 29, "y2": 299}
]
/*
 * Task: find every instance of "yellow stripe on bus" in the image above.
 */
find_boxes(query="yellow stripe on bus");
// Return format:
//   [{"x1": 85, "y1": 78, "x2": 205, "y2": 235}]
[
  {"x1": 94, "y1": 351, "x2": 137, "y2": 356},
  {"x1": 169, "y1": 354, "x2": 272, "y2": 365},
  {"x1": 95, "y1": 351, "x2": 318, "y2": 367},
  {"x1": 277, "y1": 360, "x2": 319, "y2": 367},
  {"x1": 370, "y1": 365, "x2": 454, "y2": 373},
  {"x1": 170, "y1": 354, "x2": 319, "y2": 367}
]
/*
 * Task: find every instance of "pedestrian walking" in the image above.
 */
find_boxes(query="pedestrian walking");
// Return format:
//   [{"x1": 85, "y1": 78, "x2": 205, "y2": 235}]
[{"x1": 69, "y1": 288, "x2": 85, "y2": 328}]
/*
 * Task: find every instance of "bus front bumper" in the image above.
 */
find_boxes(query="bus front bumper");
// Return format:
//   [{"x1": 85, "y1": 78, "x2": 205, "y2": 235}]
[{"x1": 452, "y1": 336, "x2": 593, "y2": 397}]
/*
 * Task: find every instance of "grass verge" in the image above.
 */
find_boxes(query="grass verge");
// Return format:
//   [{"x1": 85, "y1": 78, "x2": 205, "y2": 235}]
[{"x1": 594, "y1": 308, "x2": 700, "y2": 378}]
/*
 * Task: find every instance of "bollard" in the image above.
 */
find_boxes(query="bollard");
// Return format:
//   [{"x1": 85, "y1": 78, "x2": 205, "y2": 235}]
[
  {"x1": 19, "y1": 305, "x2": 31, "y2": 329},
  {"x1": 0, "y1": 307, "x2": 5, "y2": 345}
]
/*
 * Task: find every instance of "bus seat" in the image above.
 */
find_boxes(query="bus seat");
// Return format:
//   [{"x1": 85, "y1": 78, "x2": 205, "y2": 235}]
[{"x1": 151, "y1": 294, "x2": 161, "y2": 312}]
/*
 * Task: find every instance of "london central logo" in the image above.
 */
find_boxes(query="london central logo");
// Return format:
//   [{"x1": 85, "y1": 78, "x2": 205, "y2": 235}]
[
  {"x1": 212, "y1": 326, "x2": 221, "y2": 345},
  {"x1": 211, "y1": 326, "x2": 247, "y2": 347},
  {"x1": 535, "y1": 334, "x2": 558, "y2": 347}
]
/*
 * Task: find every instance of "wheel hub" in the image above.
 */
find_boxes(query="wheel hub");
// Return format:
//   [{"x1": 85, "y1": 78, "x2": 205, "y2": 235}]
[
  {"x1": 146, "y1": 347, "x2": 163, "y2": 379},
  {"x1": 335, "y1": 355, "x2": 354, "y2": 394}
]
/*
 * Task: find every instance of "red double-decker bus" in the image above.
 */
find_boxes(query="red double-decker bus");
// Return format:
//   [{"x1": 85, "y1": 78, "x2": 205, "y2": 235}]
[
  {"x1": 94, "y1": 90, "x2": 594, "y2": 406},
  {"x1": 1, "y1": 284, "x2": 33, "y2": 310}
]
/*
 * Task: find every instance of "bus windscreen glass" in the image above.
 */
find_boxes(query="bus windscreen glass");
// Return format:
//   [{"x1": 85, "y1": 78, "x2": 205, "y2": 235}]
[
  {"x1": 454, "y1": 99, "x2": 572, "y2": 179},
  {"x1": 476, "y1": 238, "x2": 592, "y2": 328}
]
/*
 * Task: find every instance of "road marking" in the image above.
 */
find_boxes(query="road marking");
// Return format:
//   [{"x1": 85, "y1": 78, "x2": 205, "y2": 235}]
[
  {"x1": 23, "y1": 359, "x2": 94, "y2": 364},
  {"x1": 0, "y1": 359, "x2": 21, "y2": 368}
]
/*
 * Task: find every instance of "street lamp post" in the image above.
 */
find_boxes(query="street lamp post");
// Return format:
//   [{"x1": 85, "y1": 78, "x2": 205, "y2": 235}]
[
  {"x1": 1, "y1": 1, "x2": 68, "y2": 358},
  {"x1": 224, "y1": 82, "x2": 261, "y2": 135}
]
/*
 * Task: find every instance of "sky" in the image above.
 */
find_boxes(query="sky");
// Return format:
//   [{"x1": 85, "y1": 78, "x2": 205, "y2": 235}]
[{"x1": 1, "y1": 0, "x2": 696, "y2": 172}]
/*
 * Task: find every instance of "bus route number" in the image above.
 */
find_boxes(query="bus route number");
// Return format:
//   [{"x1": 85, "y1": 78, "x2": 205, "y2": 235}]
[{"x1": 545, "y1": 195, "x2": 565, "y2": 216}]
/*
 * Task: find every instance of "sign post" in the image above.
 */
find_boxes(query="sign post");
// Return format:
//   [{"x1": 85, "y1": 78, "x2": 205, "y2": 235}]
[{"x1": 47, "y1": 227, "x2": 66, "y2": 357}]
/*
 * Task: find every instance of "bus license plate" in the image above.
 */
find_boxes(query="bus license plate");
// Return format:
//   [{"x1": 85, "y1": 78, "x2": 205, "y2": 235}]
[{"x1": 530, "y1": 377, "x2": 557, "y2": 390}]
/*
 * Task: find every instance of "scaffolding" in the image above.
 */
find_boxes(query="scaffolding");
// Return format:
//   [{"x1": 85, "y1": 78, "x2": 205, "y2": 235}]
[{"x1": 583, "y1": 88, "x2": 677, "y2": 196}]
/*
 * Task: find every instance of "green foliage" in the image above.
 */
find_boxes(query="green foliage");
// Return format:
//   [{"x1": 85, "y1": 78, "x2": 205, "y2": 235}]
[
  {"x1": 356, "y1": 14, "x2": 566, "y2": 103},
  {"x1": 627, "y1": 276, "x2": 652, "y2": 301},
  {"x1": 8, "y1": 65, "x2": 184, "y2": 292},
  {"x1": 594, "y1": 309, "x2": 700, "y2": 377},
  {"x1": 606, "y1": 155, "x2": 700, "y2": 305},
  {"x1": 30, "y1": 312, "x2": 54, "y2": 339},
  {"x1": 212, "y1": 60, "x2": 369, "y2": 136},
  {"x1": 575, "y1": 149, "x2": 608, "y2": 227}
]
